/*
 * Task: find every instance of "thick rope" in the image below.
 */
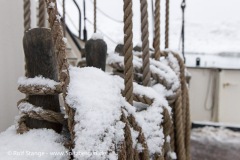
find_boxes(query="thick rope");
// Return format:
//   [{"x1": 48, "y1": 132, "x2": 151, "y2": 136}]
[
  {"x1": 23, "y1": 0, "x2": 31, "y2": 77},
  {"x1": 109, "y1": 60, "x2": 180, "y2": 93},
  {"x1": 17, "y1": 115, "x2": 29, "y2": 134},
  {"x1": 24, "y1": 0, "x2": 31, "y2": 31},
  {"x1": 171, "y1": 52, "x2": 190, "y2": 160},
  {"x1": 120, "y1": 111, "x2": 133, "y2": 159},
  {"x1": 153, "y1": 0, "x2": 161, "y2": 60},
  {"x1": 94, "y1": 0, "x2": 97, "y2": 33},
  {"x1": 173, "y1": 92, "x2": 186, "y2": 160},
  {"x1": 18, "y1": 84, "x2": 63, "y2": 95},
  {"x1": 16, "y1": 99, "x2": 65, "y2": 134},
  {"x1": 128, "y1": 114, "x2": 150, "y2": 159},
  {"x1": 45, "y1": 0, "x2": 75, "y2": 147},
  {"x1": 38, "y1": 0, "x2": 45, "y2": 27},
  {"x1": 163, "y1": 108, "x2": 173, "y2": 159},
  {"x1": 18, "y1": 101, "x2": 65, "y2": 124},
  {"x1": 165, "y1": 0, "x2": 169, "y2": 49},
  {"x1": 140, "y1": 0, "x2": 151, "y2": 86},
  {"x1": 123, "y1": 0, "x2": 134, "y2": 105},
  {"x1": 162, "y1": 50, "x2": 191, "y2": 160},
  {"x1": 132, "y1": 91, "x2": 173, "y2": 159},
  {"x1": 185, "y1": 84, "x2": 191, "y2": 160}
]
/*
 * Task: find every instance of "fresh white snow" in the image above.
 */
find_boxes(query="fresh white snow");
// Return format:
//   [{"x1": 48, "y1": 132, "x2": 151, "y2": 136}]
[
  {"x1": 191, "y1": 126, "x2": 240, "y2": 143},
  {"x1": 66, "y1": 66, "x2": 125, "y2": 160},
  {"x1": 18, "y1": 76, "x2": 59, "y2": 89},
  {"x1": 0, "y1": 126, "x2": 68, "y2": 160},
  {"x1": 18, "y1": 102, "x2": 43, "y2": 113},
  {"x1": 91, "y1": 33, "x2": 104, "y2": 40},
  {"x1": 66, "y1": 66, "x2": 168, "y2": 159},
  {"x1": 107, "y1": 51, "x2": 180, "y2": 93}
]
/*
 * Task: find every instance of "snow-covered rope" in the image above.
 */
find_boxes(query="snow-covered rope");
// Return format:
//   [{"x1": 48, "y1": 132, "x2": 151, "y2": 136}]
[
  {"x1": 17, "y1": 99, "x2": 65, "y2": 134},
  {"x1": 18, "y1": 76, "x2": 62, "y2": 95},
  {"x1": 18, "y1": 100, "x2": 65, "y2": 124},
  {"x1": 162, "y1": 50, "x2": 190, "y2": 160}
]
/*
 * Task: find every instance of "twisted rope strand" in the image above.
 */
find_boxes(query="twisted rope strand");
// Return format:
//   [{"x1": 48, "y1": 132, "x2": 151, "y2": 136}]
[
  {"x1": 94, "y1": 0, "x2": 97, "y2": 32},
  {"x1": 174, "y1": 93, "x2": 186, "y2": 160},
  {"x1": 23, "y1": 0, "x2": 31, "y2": 77},
  {"x1": 24, "y1": 0, "x2": 31, "y2": 31},
  {"x1": 123, "y1": 0, "x2": 134, "y2": 105},
  {"x1": 153, "y1": 0, "x2": 161, "y2": 60},
  {"x1": 174, "y1": 51, "x2": 190, "y2": 160},
  {"x1": 184, "y1": 83, "x2": 191, "y2": 160},
  {"x1": 140, "y1": 0, "x2": 151, "y2": 86},
  {"x1": 165, "y1": 0, "x2": 169, "y2": 48},
  {"x1": 38, "y1": 0, "x2": 45, "y2": 27},
  {"x1": 172, "y1": 52, "x2": 190, "y2": 160},
  {"x1": 163, "y1": 108, "x2": 173, "y2": 159}
]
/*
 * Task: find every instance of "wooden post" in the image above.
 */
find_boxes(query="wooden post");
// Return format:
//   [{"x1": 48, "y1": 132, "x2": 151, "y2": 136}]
[
  {"x1": 85, "y1": 38, "x2": 107, "y2": 71},
  {"x1": 115, "y1": 44, "x2": 124, "y2": 56},
  {"x1": 23, "y1": 28, "x2": 62, "y2": 133}
]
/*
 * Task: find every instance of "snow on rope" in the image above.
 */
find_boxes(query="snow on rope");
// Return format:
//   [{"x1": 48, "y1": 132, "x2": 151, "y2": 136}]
[
  {"x1": 66, "y1": 67, "x2": 168, "y2": 159},
  {"x1": 18, "y1": 76, "x2": 59, "y2": 89},
  {"x1": 66, "y1": 67, "x2": 125, "y2": 159},
  {"x1": 17, "y1": 76, "x2": 62, "y2": 95},
  {"x1": 107, "y1": 51, "x2": 180, "y2": 92}
]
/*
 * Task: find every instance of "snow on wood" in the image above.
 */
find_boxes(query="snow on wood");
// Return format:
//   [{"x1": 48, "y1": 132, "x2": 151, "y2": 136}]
[
  {"x1": 191, "y1": 127, "x2": 240, "y2": 160},
  {"x1": 91, "y1": 33, "x2": 104, "y2": 40},
  {"x1": 0, "y1": 126, "x2": 68, "y2": 160},
  {"x1": 18, "y1": 76, "x2": 59, "y2": 89}
]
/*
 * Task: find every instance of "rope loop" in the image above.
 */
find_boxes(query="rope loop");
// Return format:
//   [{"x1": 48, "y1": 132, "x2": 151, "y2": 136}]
[{"x1": 16, "y1": 99, "x2": 66, "y2": 134}]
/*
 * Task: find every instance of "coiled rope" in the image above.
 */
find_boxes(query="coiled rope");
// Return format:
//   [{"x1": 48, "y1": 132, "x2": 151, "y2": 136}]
[
  {"x1": 123, "y1": 0, "x2": 134, "y2": 105},
  {"x1": 140, "y1": 0, "x2": 150, "y2": 86}
]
